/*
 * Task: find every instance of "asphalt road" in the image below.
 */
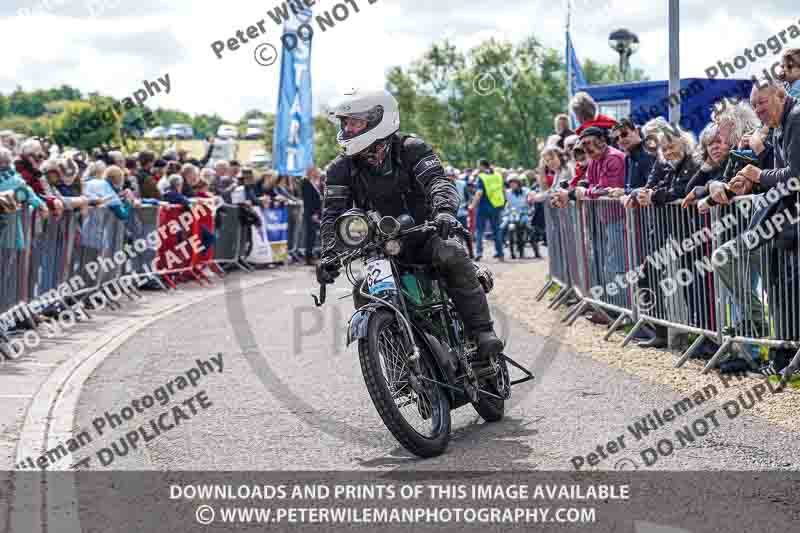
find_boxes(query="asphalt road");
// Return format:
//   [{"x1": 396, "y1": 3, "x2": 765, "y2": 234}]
[{"x1": 69, "y1": 261, "x2": 800, "y2": 472}]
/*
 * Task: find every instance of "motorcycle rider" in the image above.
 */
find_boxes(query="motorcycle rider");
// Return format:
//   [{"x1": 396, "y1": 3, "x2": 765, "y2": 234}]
[
  {"x1": 501, "y1": 174, "x2": 530, "y2": 259},
  {"x1": 316, "y1": 89, "x2": 503, "y2": 361}
]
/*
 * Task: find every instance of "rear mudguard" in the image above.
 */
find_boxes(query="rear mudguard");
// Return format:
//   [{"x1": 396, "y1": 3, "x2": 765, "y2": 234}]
[{"x1": 347, "y1": 304, "x2": 463, "y2": 404}]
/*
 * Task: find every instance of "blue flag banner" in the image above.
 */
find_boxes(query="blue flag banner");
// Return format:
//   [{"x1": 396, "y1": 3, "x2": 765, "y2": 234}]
[
  {"x1": 264, "y1": 207, "x2": 289, "y2": 243},
  {"x1": 566, "y1": 31, "x2": 587, "y2": 96},
  {"x1": 273, "y1": 7, "x2": 314, "y2": 176}
]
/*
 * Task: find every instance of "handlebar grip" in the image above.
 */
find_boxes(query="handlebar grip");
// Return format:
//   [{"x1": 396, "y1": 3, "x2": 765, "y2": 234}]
[{"x1": 312, "y1": 284, "x2": 326, "y2": 307}]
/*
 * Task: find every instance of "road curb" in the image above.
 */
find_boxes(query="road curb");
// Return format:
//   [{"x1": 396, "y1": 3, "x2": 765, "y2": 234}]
[{"x1": 8, "y1": 271, "x2": 289, "y2": 533}]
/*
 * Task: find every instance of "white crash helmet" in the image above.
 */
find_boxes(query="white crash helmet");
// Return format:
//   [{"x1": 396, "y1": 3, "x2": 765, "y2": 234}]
[{"x1": 327, "y1": 88, "x2": 400, "y2": 156}]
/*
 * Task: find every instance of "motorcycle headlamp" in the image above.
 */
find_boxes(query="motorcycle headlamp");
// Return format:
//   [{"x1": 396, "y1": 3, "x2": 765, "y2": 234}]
[{"x1": 335, "y1": 209, "x2": 371, "y2": 248}]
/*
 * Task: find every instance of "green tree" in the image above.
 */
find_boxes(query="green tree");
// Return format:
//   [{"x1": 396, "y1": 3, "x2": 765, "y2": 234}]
[
  {"x1": 387, "y1": 36, "x2": 568, "y2": 168},
  {"x1": 51, "y1": 99, "x2": 120, "y2": 151},
  {"x1": 0, "y1": 94, "x2": 9, "y2": 120},
  {"x1": 383, "y1": 34, "x2": 646, "y2": 168},
  {"x1": 0, "y1": 115, "x2": 39, "y2": 136},
  {"x1": 152, "y1": 108, "x2": 193, "y2": 128},
  {"x1": 313, "y1": 115, "x2": 339, "y2": 168},
  {"x1": 192, "y1": 113, "x2": 227, "y2": 140},
  {"x1": 581, "y1": 58, "x2": 648, "y2": 85},
  {"x1": 241, "y1": 109, "x2": 267, "y2": 122}
]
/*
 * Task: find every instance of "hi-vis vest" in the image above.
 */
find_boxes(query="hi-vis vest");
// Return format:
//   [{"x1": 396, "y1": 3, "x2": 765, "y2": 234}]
[{"x1": 480, "y1": 172, "x2": 506, "y2": 209}]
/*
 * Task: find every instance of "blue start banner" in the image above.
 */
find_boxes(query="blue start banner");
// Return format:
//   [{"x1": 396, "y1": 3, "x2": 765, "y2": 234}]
[{"x1": 272, "y1": 6, "x2": 314, "y2": 176}]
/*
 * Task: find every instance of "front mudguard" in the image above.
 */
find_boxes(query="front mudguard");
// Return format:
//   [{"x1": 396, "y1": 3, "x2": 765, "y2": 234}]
[
  {"x1": 347, "y1": 303, "x2": 463, "y2": 406},
  {"x1": 346, "y1": 303, "x2": 386, "y2": 346}
]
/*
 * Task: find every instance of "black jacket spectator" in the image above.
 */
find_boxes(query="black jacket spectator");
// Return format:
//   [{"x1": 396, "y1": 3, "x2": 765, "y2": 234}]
[
  {"x1": 687, "y1": 157, "x2": 729, "y2": 200},
  {"x1": 651, "y1": 154, "x2": 702, "y2": 206},
  {"x1": 302, "y1": 177, "x2": 322, "y2": 261},
  {"x1": 302, "y1": 178, "x2": 322, "y2": 218},
  {"x1": 624, "y1": 142, "x2": 655, "y2": 193},
  {"x1": 749, "y1": 96, "x2": 800, "y2": 248},
  {"x1": 640, "y1": 159, "x2": 672, "y2": 192},
  {"x1": 244, "y1": 182, "x2": 265, "y2": 205},
  {"x1": 760, "y1": 97, "x2": 800, "y2": 189}
]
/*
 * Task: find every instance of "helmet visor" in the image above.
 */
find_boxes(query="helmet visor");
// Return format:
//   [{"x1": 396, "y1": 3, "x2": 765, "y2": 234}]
[{"x1": 335, "y1": 105, "x2": 384, "y2": 141}]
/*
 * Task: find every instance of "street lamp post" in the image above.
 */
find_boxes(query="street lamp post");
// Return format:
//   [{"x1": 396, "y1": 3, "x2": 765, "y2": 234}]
[{"x1": 608, "y1": 29, "x2": 640, "y2": 81}]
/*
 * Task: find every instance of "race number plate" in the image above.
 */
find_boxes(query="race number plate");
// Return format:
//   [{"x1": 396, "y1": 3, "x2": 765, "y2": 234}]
[{"x1": 365, "y1": 258, "x2": 397, "y2": 295}]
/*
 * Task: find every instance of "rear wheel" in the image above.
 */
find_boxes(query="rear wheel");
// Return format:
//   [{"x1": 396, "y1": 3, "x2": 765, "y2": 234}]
[{"x1": 359, "y1": 310, "x2": 451, "y2": 457}]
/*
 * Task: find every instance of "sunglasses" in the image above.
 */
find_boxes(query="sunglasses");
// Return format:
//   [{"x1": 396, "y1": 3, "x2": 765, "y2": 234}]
[{"x1": 33, "y1": 153, "x2": 46, "y2": 161}]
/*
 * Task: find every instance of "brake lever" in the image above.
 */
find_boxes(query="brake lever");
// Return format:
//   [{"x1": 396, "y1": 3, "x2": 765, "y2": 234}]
[{"x1": 312, "y1": 283, "x2": 326, "y2": 307}]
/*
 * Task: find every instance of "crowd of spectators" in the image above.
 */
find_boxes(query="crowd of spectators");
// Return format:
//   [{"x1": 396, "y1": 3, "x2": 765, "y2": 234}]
[
  {"x1": 542, "y1": 47, "x2": 800, "y2": 376},
  {"x1": 0, "y1": 134, "x2": 326, "y2": 266}
]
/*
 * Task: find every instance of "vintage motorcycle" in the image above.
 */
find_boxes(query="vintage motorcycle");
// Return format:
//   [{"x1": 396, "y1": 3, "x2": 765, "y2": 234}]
[
  {"x1": 503, "y1": 207, "x2": 530, "y2": 259},
  {"x1": 312, "y1": 209, "x2": 533, "y2": 457}
]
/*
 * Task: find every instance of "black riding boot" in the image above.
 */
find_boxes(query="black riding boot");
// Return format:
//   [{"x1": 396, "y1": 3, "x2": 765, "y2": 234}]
[{"x1": 448, "y1": 285, "x2": 503, "y2": 361}]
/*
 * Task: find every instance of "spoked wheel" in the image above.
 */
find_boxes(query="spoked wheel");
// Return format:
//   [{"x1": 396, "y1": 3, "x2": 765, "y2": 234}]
[
  {"x1": 359, "y1": 310, "x2": 451, "y2": 457},
  {"x1": 471, "y1": 356, "x2": 509, "y2": 422}
]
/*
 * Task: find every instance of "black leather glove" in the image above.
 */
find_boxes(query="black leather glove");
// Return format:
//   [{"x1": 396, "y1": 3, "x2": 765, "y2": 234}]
[
  {"x1": 316, "y1": 258, "x2": 340, "y2": 285},
  {"x1": 475, "y1": 264, "x2": 494, "y2": 294},
  {"x1": 434, "y1": 211, "x2": 458, "y2": 239}
]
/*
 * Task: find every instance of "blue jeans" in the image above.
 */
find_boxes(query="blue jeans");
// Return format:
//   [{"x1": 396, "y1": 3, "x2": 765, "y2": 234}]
[{"x1": 475, "y1": 210, "x2": 503, "y2": 257}]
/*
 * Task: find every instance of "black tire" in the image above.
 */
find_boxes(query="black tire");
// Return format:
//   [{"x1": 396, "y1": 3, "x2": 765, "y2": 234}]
[
  {"x1": 471, "y1": 358, "x2": 508, "y2": 422},
  {"x1": 359, "y1": 310, "x2": 451, "y2": 458}
]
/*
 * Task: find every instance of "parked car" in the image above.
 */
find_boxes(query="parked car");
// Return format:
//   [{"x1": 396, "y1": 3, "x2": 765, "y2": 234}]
[
  {"x1": 167, "y1": 123, "x2": 194, "y2": 139},
  {"x1": 144, "y1": 126, "x2": 168, "y2": 139},
  {"x1": 207, "y1": 137, "x2": 237, "y2": 166},
  {"x1": 217, "y1": 124, "x2": 239, "y2": 139},
  {"x1": 244, "y1": 127, "x2": 265, "y2": 140},
  {"x1": 249, "y1": 151, "x2": 272, "y2": 169},
  {"x1": 247, "y1": 118, "x2": 267, "y2": 127}
]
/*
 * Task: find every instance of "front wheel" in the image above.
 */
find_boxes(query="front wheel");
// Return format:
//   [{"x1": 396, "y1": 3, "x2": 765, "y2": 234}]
[{"x1": 359, "y1": 310, "x2": 451, "y2": 458}]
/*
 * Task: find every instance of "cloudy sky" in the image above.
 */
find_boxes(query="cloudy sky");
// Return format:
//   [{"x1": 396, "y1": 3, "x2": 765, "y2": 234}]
[{"x1": 1, "y1": 0, "x2": 799, "y2": 121}]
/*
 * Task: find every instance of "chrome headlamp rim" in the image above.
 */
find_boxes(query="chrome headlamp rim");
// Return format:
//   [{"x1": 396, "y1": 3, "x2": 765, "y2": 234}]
[
  {"x1": 334, "y1": 209, "x2": 372, "y2": 249},
  {"x1": 378, "y1": 215, "x2": 401, "y2": 237}
]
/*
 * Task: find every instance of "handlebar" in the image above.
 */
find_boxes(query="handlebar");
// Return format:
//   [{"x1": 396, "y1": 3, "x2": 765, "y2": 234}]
[
  {"x1": 312, "y1": 284, "x2": 326, "y2": 307},
  {"x1": 310, "y1": 218, "x2": 472, "y2": 307}
]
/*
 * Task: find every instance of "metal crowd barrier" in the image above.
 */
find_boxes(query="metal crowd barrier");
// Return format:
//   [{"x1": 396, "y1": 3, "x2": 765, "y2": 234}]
[
  {"x1": 542, "y1": 193, "x2": 800, "y2": 383},
  {"x1": 1, "y1": 200, "x2": 251, "y2": 360},
  {"x1": 1, "y1": 207, "x2": 32, "y2": 341},
  {"x1": 212, "y1": 204, "x2": 252, "y2": 272},
  {"x1": 535, "y1": 202, "x2": 570, "y2": 302},
  {"x1": 564, "y1": 198, "x2": 637, "y2": 332},
  {"x1": 68, "y1": 207, "x2": 128, "y2": 306},
  {"x1": 623, "y1": 201, "x2": 721, "y2": 360},
  {"x1": 121, "y1": 206, "x2": 167, "y2": 291}
]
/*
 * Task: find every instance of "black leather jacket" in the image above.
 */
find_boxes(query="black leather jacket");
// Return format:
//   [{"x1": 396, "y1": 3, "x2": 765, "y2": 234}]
[{"x1": 320, "y1": 133, "x2": 457, "y2": 256}]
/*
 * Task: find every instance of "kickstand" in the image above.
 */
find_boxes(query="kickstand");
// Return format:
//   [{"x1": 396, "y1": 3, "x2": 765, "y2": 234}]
[{"x1": 500, "y1": 353, "x2": 535, "y2": 386}]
